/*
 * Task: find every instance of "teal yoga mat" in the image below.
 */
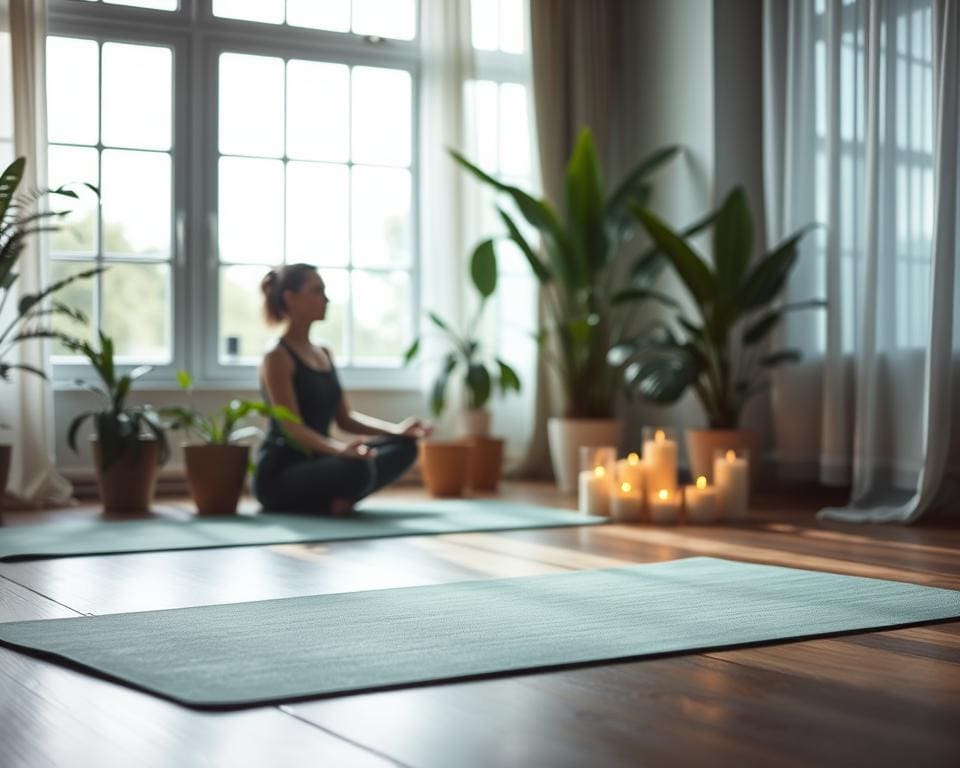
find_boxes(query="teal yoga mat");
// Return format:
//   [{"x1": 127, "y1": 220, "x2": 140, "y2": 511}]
[
  {"x1": 0, "y1": 499, "x2": 606, "y2": 561},
  {"x1": 1, "y1": 557, "x2": 958, "y2": 708}
]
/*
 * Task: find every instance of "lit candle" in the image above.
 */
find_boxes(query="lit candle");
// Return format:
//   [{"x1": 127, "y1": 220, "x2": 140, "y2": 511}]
[
  {"x1": 684, "y1": 475, "x2": 718, "y2": 523},
  {"x1": 615, "y1": 452, "x2": 645, "y2": 496},
  {"x1": 643, "y1": 429, "x2": 677, "y2": 495},
  {"x1": 713, "y1": 449, "x2": 749, "y2": 519},
  {"x1": 578, "y1": 464, "x2": 611, "y2": 517},
  {"x1": 610, "y1": 481, "x2": 643, "y2": 522},
  {"x1": 648, "y1": 487, "x2": 681, "y2": 524}
]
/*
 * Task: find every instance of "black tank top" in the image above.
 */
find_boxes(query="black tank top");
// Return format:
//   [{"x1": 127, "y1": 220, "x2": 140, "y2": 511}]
[{"x1": 263, "y1": 339, "x2": 343, "y2": 442}]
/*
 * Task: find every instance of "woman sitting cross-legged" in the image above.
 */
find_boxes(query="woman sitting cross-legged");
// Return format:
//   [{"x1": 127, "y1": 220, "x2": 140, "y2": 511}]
[{"x1": 253, "y1": 263, "x2": 431, "y2": 515}]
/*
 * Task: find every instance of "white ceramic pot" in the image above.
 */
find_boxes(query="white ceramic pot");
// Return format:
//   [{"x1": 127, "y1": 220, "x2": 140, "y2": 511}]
[
  {"x1": 459, "y1": 408, "x2": 492, "y2": 438},
  {"x1": 547, "y1": 417, "x2": 623, "y2": 495}
]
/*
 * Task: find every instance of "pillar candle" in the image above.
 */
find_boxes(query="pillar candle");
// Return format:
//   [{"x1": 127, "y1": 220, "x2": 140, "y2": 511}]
[
  {"x1": 648, "y1": 487, "x2": 681, "y2": 524},
  {"x1": 615, "y1": 452, "x2": 645, "y2": 495},
  {"x1": 684, "y1": 476, "x2": 718, "y2": 523},
  {"x1": 578, "y1": 465, "x2": 610, "y2": 517},
  {"x1": 643, "y1": 430, "x2": 677, "y2": 494},
  {"x1": 610, "y1": 481, "x2": 643, "y2": 522},
  {"x1": 714, "y1": 450, "x2": 749, "y2": 519}
]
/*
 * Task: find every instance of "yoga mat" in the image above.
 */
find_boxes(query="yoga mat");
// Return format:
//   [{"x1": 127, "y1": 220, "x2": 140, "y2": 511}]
[
  {"x1": 1, "y1": 557, "x2": 958, "y2": 709},
  {"x1": 0, "y1": 499, "x2": 606, "y2": 561}
]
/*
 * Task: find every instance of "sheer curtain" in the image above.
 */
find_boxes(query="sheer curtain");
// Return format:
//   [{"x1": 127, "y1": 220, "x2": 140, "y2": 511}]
[
  {"x1": 0, "y1": 0, "x2": 72, "y2": 508},
  {"x1": 764, "y1": 0, "x2": 960, "y2": 522}
]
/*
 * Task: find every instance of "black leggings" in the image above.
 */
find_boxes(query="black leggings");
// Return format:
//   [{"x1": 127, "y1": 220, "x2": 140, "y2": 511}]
[{"x1": 253, "y1": 435, "x2": 418, "y2": 514}]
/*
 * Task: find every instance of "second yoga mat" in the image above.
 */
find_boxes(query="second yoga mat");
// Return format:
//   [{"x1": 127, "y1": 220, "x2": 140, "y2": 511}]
[{"x1": 1, "y1": 557, "x2": 959, "y2": 708}]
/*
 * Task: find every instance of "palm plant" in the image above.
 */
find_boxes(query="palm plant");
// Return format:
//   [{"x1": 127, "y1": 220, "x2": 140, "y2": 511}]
[
  {"x1": 451, "y1": 129, "x2": 680, "y2": 418},
  {"x1": 403, "y1": 239, "x2": 521, "y2": 415},
  {"x1": 65, "y1": 331, "x2": 169, "y2": 471},
  {"x1": 608, "y1": 186, "x2": 822, "y2": 429},
  {"x1": 0, "y1": 157, "x2": 100, "y2": 382}
]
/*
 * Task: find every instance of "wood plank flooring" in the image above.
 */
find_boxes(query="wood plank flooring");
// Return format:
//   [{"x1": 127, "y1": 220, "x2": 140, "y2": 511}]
[{"x1": 1, "y1": 483, "x2": 958, "y2": 767}]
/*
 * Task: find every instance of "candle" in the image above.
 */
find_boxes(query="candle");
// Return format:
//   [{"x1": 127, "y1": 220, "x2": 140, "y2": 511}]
[
  {"x1": 684, "y1": 475, "x2": 718, "y2": 523},
  {"x1": 648, "y1": 487, "x2": 681, "y2": 524},
  {"x1": 578, "y1": 465, "x2": 611, "y2": 517},
  {"x1": 643, "y1": 429, "x2": 677, "y2": 495},
  {"x1": 610, "y1": 481, "x2": 643, "y2": 522},
  {"x1": 713, "y1": 449, "x2": 749, "y2": 519},
  {"x1": 615, "y1": 452, "x2": 645, "y2": 496}
]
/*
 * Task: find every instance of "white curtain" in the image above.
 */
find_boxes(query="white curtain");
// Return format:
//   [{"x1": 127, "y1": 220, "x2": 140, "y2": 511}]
[
  {"x1": 0, "y1": 0, "x2": 72, "y2": 508},
  {"x1": 764, "y1": 0, "x2": 960, "y2": 522},
  {"x1": 418, "y1": 0, "x2": 538, "y2": 466}
]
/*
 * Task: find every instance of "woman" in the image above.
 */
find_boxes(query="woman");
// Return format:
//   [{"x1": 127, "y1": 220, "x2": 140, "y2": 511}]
[{"x1": 253, "y1": 263, "x2": 430, "y2": 514}]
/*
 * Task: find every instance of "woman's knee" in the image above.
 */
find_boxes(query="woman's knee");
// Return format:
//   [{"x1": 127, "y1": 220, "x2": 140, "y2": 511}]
[{"x1": 340, "y1": 458, "x2": 376, "y2": 498}]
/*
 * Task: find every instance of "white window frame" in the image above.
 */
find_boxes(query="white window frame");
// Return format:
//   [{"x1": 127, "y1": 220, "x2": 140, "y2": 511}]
[{"x1": 47, "y1": 0, "x2": 422, "y2": 391}]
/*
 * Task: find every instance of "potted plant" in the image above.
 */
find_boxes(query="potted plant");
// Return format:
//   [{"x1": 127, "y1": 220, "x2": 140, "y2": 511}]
[
  {"x1": 403, "y1": 239, "x2": 521, "y2": 493},
  {"x1": 452, "y1": 129, "x2": 680, "y2": 492},
  {"x1": 161, "y1": 371, "x2": 300, "y2": 515},
  {"x1": 608, "y1": 185, "x2": 822, "y2": 479},
  {"x1": 65, "y1": 332, "x2": 169, "y2": 514},
  {"x1": 0, "y1": 157, "x2": 99, "y2": 507}
]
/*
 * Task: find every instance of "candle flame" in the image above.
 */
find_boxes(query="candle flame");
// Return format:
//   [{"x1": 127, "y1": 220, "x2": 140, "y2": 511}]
[
  {"x1": 696, "y1": 476, "x2": 707, "y2": 490},
  {"x1": 655, "y1": 429, "x2": 665, "y2": 443},
  {"x1": 725, "y1": 449, "x2": 736, "y2": 462},
  {"x1": 594, "y1": 465, "x2": 606, "y2": 478},
  {"x1": 627, "y1": 452, "x2": 640, "y2": 465},
  {"x1": 658, "y1": 488, "x2": 669, "y2": 500},
  {"x1": 621, "y1": 482, "x2": 631, "y2": 493}
]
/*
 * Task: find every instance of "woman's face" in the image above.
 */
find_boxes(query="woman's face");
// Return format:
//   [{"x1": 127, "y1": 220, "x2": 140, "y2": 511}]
[{"x1": 284, "y1": 271, "x2": 328, "y2": 322}]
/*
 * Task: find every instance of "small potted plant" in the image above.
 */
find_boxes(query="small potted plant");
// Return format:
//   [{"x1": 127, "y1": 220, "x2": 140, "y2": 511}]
[
  {"x1": 161, "y1": 371, "x2": 300, "y2": 515},
  {"x1": 0, "y1": 157, "x2": 99, "y2": 507},
  {"x1": 608, "y1": 185, "x2": 822, "y2": 479},
  {"x1": 65, "y1": 332, "x2": 169, "y2": 514},
  {"x1": 403, "y1": 239, "x2": 521, "y2": 494}
]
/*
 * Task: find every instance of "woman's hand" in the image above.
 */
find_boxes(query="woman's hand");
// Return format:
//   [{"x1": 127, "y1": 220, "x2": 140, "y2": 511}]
[
  {"x1": 396, "y1": 417, "x2": 433, "y2": 439},
  {"x1": 340, "y1": 439, "x2": 378, "y2": 460}
]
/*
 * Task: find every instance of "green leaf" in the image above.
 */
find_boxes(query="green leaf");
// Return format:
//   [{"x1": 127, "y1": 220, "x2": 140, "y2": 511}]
[
  {"x1": 469, "y1": 238, "x2": 498, "y2": 298},
  {"x1": 739, "y1": 225, "x2": 817, "y2": 310},
  {"x1": 67, "y1": 411, "x2": 95, "y2": 453},
  {"x1": 497, "y1": 207, "x2": 553, "y2": 284},
  {"x1": 610, "y1": 287, "x2": 681, "y2": 311},
  {"x1": 565, "y1": 128, "x2": 608, "y2": 280},
  {"x1": 0, "y1": 157, "x2": 26, "y2": 223},
  {"x1": 760, "y1": 349, "x2": 803, "y2": 367},
  {"x1": 624, "y1": 349, "x2": 699, "y2": 403},
  {"x1": 402, "y1": 337, "x2": 420, "y2": 365},
  {"x1": 714, "y1": 186, "x2": 753, "y2": 297},
  {"x1": 176, "y1": 370, "x2": 193, "y2": 390},
  {"x1": 496, "y1": 358, "x2": 521, "y2": 393},
  {"x1": 605, "y1": 145, "x2": 681, "y2": 241},
  {"x1": 465, "y1": 363, "x2": 492, "y2": 409},
  {"x1": 430, "y1": 353, "x2": 458, "y2": 416},
  {"x1": 427, "y1": 311, "x2": 454, "y2": 335},
  {"x1": 632, "y1": 206, "x2": 716, "y2": 307}
]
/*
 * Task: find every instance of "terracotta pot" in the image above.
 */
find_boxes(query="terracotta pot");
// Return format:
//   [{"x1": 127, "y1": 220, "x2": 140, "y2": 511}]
[
  {"x1": 684, "y1": 429, "x2": 759, "y2": 483},
  {"x1": 92, "y1": 437, "x2": 161, "y2": 514},
  {"x1": 459, "y1": 408, "x2": 492, "y2": 438},
  {"x1": 418, "y1": 440, "x2": 472, "y2": 497},
  {"x1": 467, "y1": 436, "x2": 504, "y2": 493},
  {"x1": 184, "y1": 443, "x2": 250, "y2": 515},
  {"x1": 0, "y1": 443, "x2": 10, "y2": 513},
  {"x1": 547, "y1": 417, "x2": 623, "y2": 495}
]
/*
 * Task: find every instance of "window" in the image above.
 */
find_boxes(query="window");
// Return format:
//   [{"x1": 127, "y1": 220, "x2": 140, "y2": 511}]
[{"x1": 0, "y1": 30, "x2": 12, "y2": 168}]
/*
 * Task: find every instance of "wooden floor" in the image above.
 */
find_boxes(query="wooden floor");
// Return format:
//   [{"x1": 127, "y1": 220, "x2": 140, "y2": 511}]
[{"x1": 1, "y1": 483, "x2": 959, "y2": 768}]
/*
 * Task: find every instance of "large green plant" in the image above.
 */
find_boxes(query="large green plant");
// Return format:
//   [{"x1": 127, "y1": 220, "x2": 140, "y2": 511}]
[
  {"x1": 403, "y1": 239, "x2": 521, "y2": 415},
  {"x1": 65, "y1": 331, "x2": 169, "y2": 471},
  {"x1": 608, "y1": 185, "x2": 822, "y2": 429},
  {"x1": 160, "y1": 370, "x2": 300, "y2": 444},
  {"x1": 451, "y1": 129, "x2": 679, "y2": 418},
  {"x1": 0, "y1": 157, "x2": 100, "y2": 382}
]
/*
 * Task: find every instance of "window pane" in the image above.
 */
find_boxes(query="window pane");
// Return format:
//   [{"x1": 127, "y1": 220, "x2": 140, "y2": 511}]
[
  {"x1": 466, "y1": 80, "x2": 498, "y2": 169},
  {"x1": 47, "y1": 145, "x2": 99, "y2": 254},
  {"x1": 212, "y1": 0, "x2": 282, "y2": 24},
  {"x1": 471, "y1": 0, "x2": 498, "y2": 50},
  {"x1": 351, "y1": 270, "x2": 411, "y2": 363},
  {"x1": 0, "y1": 32, "x2": 12, "y2": 140},
  {"x1": 499, "y1": 83, "x2": 530, "y2": 176},
  {"x1": 351, "y1": 67, "x2": 411, "y2": 166},
  {"x1": 351, "y1": 166, "x2": 411, "y2": 267},
  {"x1": 219, "y1": 156, "x2": 283, "y2": 264},
  {"x1": 219, "y1": 53, "x2": 284, "y2": 157},
  {"x1": 286, "y1": 60, "x2": 349, "y2": 162},
  {"x1": 499, "y1": 0, "x2": 525, "y2": 53},
  {"x1": 104, "y1": 0, "x2": 179, "y2": 10},
  {"x1": 101, "y1": 149, "x2": 171, "y2": 257},
  {"x1": 102, "y1": 43, "x2": 172, "y2": 151},
  {"x1": 102, "y1": 262, "x2": 171, "y2": 362},
  {"x1": 286, "y1": 0, "x2": 350, "y2": 31},
  {"x1": 352, "y1": 0, "x2": 417, "y2": 40},
  {"x1": 286, "y1": 161, "x2": 349, "y2": 267},
  {"x1": 48, "y1": 260, "x2": 96, "y2": 356},
  {"x1": 309, "y1": 267, "x2": 347, "y2": 359},
  {"x1": 219, "y1": 265, "x2": 278, "y2": 363},
  {"x1": 47, "y1": 37, "x2": 99, "y2": 145}
]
